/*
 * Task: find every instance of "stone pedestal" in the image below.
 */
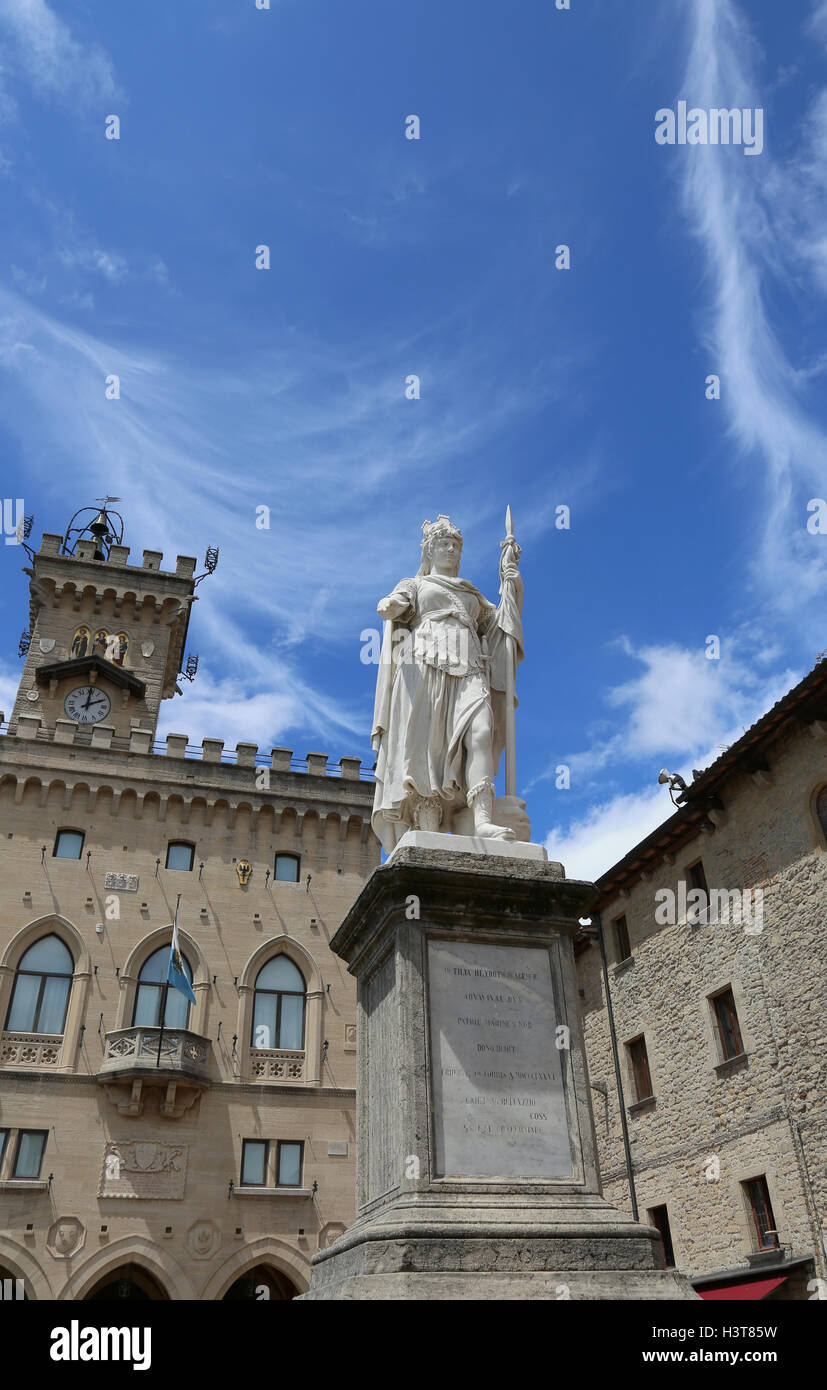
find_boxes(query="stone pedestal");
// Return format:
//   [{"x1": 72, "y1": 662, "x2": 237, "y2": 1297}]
[{"x1": 302, "y1": 845, "x2": 697, "y2": 1300}]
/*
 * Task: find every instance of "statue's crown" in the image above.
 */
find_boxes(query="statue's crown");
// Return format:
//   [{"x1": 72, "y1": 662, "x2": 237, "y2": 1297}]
[{"x1": 421, "y1": 515, "x2": 463, "y2": 551}]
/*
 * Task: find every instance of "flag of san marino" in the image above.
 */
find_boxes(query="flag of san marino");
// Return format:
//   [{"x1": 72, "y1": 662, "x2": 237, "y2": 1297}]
[{"x1": 167, "y1": 908, "x2": 196, "y2": 1006}]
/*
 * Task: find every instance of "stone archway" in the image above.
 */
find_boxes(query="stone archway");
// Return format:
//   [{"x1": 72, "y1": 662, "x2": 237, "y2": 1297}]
[
  {"x1": 84, "y1": 1263, "x2": 169, "y2": 1301},
  {"x1": 221, "y1": 1264, "x2": 298, "y2": 1300}
]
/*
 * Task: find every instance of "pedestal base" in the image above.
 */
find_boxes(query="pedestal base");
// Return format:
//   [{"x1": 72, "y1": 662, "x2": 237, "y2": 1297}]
[
  {"x1": 301, "y1": 846, "x2": 699, "y2": 1301},
  {"x1": 302, "y1": 1191, "x2": 698, "y2": 1300}
]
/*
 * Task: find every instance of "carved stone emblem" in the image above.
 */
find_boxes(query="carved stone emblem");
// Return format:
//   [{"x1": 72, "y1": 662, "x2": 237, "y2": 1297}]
[
  {"x1": 100, "y1": 1141, "x2": 187, "y2": 1200},
  {"x1": 187, "y1": 1219, "x2": 220, "y2": 1259},
  {"x1": 318, "y1": 1222, "x2": 346, "y2": 1251},
  {"x1": 141, "y1": 640, "x2": 155, "y2": 657},
  {"x1": 38, "y1": 637, "x2": 55, "y2": 653},
  {"x1": 236, "y1": 859, "x2": 252, "y2": 885},
  {"x1": 47, "y1": 1217, "x2": 85, "y2": 1259}
]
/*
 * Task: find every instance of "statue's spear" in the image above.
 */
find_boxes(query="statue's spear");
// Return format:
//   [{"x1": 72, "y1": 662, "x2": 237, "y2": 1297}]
[{"x1": 501, "y1": 506, "x2": 519, "y2": 798}]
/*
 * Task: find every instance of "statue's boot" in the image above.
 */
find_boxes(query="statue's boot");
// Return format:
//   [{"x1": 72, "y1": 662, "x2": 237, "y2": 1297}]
[{"x1": 468, "y1": 780, "x2": 515, "y2": 841}]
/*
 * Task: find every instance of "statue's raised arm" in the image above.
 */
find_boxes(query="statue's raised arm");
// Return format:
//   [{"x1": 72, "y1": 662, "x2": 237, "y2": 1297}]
[{"x1": 370, "y1": 513, "x2": 529, "y2": 853}]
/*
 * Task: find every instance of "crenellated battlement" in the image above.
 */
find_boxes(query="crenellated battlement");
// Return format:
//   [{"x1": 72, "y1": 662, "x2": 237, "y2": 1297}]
[
  {"x1": 36, "y1": 532, "x2": 197, "y2": 579},
  {"x1": 0, "y1": 717, "x2": 372, "y2": 780}
]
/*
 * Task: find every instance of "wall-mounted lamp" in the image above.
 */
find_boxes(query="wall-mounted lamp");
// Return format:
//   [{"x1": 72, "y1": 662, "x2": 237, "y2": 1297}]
[
  {"x1": 231, "y1": 1034, "x2": 238, "y2": 1057},
  {"x1": 48, "y1": 1173, "x2": 54, "y2": 1190},
  {"x1": 155, "y1": 858, "x2": 161, "y2": 877},
  {"x1": 212, "y1": 975, "x2": 217, "y2": 985},
  {"x1": 86, "y1": 850, "x2": 92, "y2": 869},
  {"x1": 115, "y1": 966, "x2": 120, "y2": 977},
  {"x1": 93, "y1": 964, "x2": 99, "y2": 975},
  {"x1": 199, "y1": 862, "x2": 205, "y2": 880},
  {"x1": 227, "y1": 1179, "x2": 234, "y2": 1200},
  {"x1": 41, "y1": 846, "x2": 46, "y2": 864},
  {"x1": 305, "y1": 874, "x2": 312, "y2": 893},
  {"x1": 311, "y1": 1180, "x2": 318, "y2": 1195},
  {"x1": 265, "y1": 869, "x2": 271, "y2": 886},
  {"x1": 323, "y1": 1039, "x2": 329, "y2": 1059},
  {"x1": 657, "y1": 768, "x2": 688, "y2": 807}
]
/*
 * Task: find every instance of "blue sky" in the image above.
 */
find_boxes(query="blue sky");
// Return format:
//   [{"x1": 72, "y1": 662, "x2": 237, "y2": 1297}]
[{"x1": 1, "y1": 0, "x2": 827, "y2": 877}]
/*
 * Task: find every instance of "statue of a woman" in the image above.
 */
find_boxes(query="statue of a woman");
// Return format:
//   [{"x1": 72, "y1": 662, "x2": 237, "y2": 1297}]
[{"x1": 371, "y1": 515, "x2": 524, "y2": 852}]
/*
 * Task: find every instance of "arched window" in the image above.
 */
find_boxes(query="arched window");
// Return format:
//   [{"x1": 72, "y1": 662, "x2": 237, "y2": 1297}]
[
  {"x1": 5, "y1": 935, "x2": 74, "y2": 1034},
  {"x1": 54, "y1": 829, "x2": 84, "y2": 860},
  {"x1": 165, "y1": 841, "x2": 195, "y2": 872},
  {"x1": 817, "y1": 786, "x2": 827, "y2": 844},
  {"x1": 133, "y1": 945, "x2": 193, "y2": 1029},
  {"x1": 252, "y1": 956, "x2": 305, "y2": 1051},
  {"x1": 71, "y1": 626, "x2": 91, "y2": 659},
  {"x1": 274, "y1": 853, "x2": 300, "y2": 883}
]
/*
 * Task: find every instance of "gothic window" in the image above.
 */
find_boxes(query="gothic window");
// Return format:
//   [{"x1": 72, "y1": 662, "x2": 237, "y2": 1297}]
[
  {"x1": 274, "y1": 853, "x2": 300, "y2": 883},
  {"x1": 5, "y1": 936, "x2": 74, "y2": 1034},
  {"x1": 132, "y1": 945, "x2": 192, "y2": 1029},
  {"x1": 53, "y1": 829, "x2": 84, "y2": 860},
  {"x1": 165, "y1": 841, "x2": 195, "y2": 871},
  {"x1": 71, "y1": 626, "x2": 91, "y2": 659},
  {"x1": 251, "y1": 956, "x2": 306, "y2": 1051}
]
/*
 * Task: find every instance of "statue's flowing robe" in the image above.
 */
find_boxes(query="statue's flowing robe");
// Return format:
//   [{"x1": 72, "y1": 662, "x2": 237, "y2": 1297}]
[{"x1": 370, "y1": 573, "x2": 524, "y2": 853}]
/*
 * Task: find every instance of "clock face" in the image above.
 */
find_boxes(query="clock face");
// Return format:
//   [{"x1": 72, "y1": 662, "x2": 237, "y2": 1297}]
[{"x1": 64, "y1": 686, "x2": 112, "y2": 725}]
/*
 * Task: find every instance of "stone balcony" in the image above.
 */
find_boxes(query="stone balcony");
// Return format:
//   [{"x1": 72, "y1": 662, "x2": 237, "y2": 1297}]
[
  {"x1": 248, "y1": 1048, "x2": 306, "y2": 1082},
  {"x1": 0, "y1": 1031, "x2": 64, "y2": 1068},
  {"x1": 97, "y1": 1025, "x2": 212, "y2": 1118}
]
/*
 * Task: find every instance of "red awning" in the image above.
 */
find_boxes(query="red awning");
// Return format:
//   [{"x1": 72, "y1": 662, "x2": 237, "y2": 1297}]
[{"x1": 699, "y1": 1276, "x2": 787, "y2": 1300}]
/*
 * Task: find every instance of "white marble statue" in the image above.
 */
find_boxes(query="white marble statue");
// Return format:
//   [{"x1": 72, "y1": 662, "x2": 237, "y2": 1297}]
[{"x1": 371, "y1": 513, "x2": 525, "y2": 852}]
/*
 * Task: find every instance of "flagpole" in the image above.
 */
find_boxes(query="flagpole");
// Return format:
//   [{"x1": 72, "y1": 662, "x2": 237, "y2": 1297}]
[
  {"x1": 502, "y1": 506, "x2": 518, "y2": 798},
  {"x1": 157, "y1": 894, "x2": 182, "y2": 1069}
]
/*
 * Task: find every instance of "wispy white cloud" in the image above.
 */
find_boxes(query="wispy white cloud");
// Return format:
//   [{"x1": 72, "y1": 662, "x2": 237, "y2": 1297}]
[
  {"x1": 673, "y1": 0, "x2": 827, "y2": 619},
  {"x1": 0, "y1": 0, "x2": 117, "y2": 110},
  {"x1": 0, "y1": 283, "x2": 587, "y2": 749}
]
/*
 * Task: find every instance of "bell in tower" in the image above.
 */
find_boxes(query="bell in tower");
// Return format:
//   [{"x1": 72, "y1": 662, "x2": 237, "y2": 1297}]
[{"x1": 8, "y1": 500, "x2": 199, "y2": 746}]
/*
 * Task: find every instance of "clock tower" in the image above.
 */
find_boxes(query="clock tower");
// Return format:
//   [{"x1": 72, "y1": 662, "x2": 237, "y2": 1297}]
[{"x1": 10, "y1": 505, "x2": 197, "y2": 745}]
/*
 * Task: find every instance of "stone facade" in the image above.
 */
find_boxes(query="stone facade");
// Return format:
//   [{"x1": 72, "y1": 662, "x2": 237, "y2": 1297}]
[
  {"x1": 0, "y1": 529, "x2": 378, "y2": 1300},
  {"x1": 576, "y1": 674, "x2": 827, "y2": 1299}
]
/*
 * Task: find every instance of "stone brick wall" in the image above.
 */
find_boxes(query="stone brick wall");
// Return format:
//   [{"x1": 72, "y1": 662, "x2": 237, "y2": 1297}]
[
  {"x1": 577, "y1": 720, "x2": 827, "y2": 1290},
  {"x1": 0, "y1": 733, "x2": 378, "y2": 1300}
]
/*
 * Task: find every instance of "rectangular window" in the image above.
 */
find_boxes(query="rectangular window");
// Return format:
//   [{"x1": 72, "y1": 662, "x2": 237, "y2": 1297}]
[
  {"x1": 628, "y1": 1036, "x2": 653, "y2": 1102},
  {"x1": 277, "y1": 1141, "x2": 303, "y2": 1187},
  {"x1": 743, "y1": 1175, "x2": 779, "y2": 1250},
  {"x1": 648, "y1": 1205, "x2": 675, "y2": 1268},
  {"x1": 688, "y1": 860, "x2": 708, "y2": 893},
  {"x1": 712, "y1": 988, "x2": 744, "y2": 1061},
  {"x1": 614, "y1": 914, "x2": 631, "y2": 962},
  {"x1": 12, "y1": 1131, "x2": 47, "y2": 1180},
  {"x1": 165, "y1": 842, "x2": 195, "y2": 872},
  {"x1": 686, "y1": 859, "x2": 709, "y2": 924},
  {"x1": 274, "y1": 854, "x2": 300, "y2": 883},
  {"x1": 53, "y1": 830, "x2": 84, "y2": 860},
  {"x1": 241, "y1": 1139, "x2": 269, "y2": 1187}
]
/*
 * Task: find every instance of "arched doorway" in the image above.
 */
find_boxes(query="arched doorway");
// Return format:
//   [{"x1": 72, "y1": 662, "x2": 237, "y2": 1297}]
[
  {"x1": 85, "y1": 1264, "x2": 169, "y2": 1301},
  {"x1": 0, "y1": 1264, "x2": 27, "y2": 1300},
  {"x1": 222, "y1": 1264, "x2": 298, "y2": 1300}
]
